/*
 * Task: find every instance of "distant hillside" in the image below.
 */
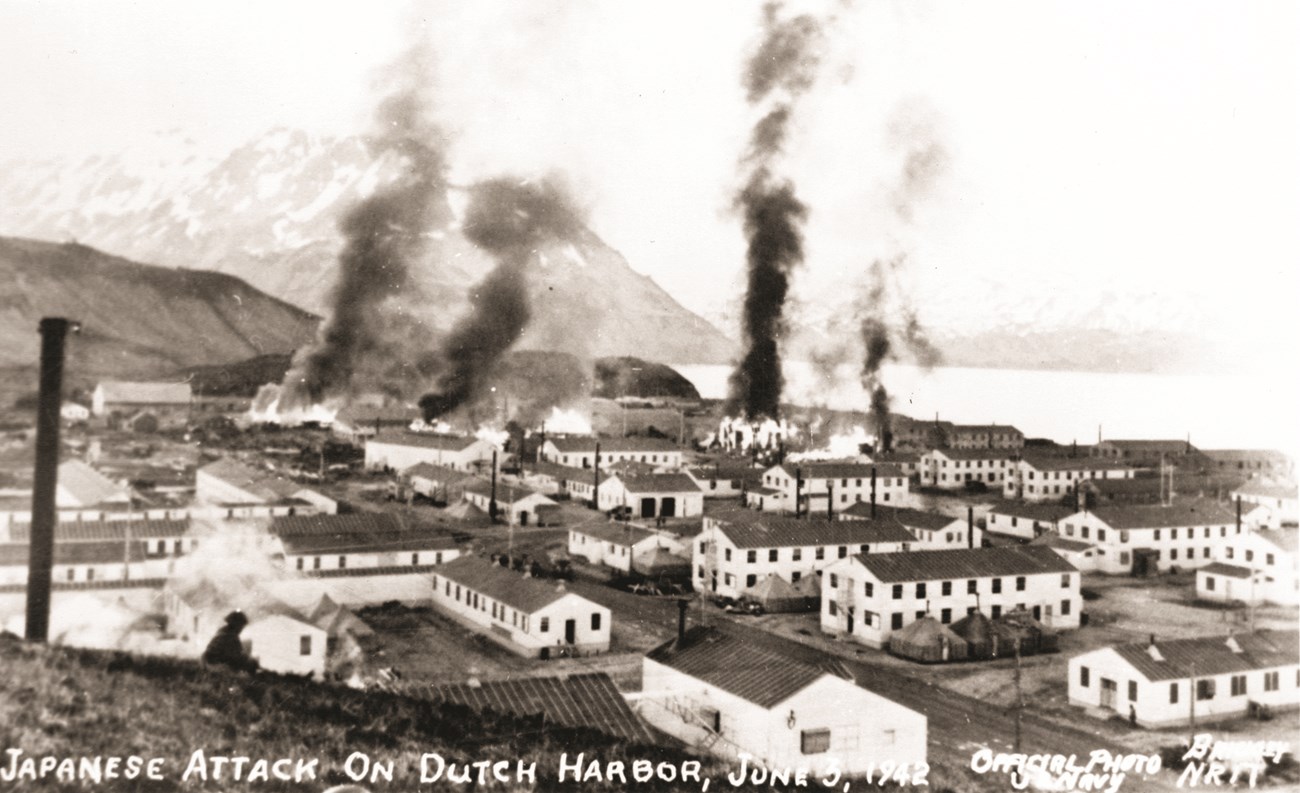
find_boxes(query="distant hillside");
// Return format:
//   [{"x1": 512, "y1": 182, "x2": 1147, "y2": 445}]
[
  {"x1": 594, "y1": 357, "x2": 701, "y2": 400},
  {"x1": 0, "y1": 237, "x2": 319, "y2": 379},
  {"x1": 0, "y1": 129, "x2": 737, "y2": 365}
]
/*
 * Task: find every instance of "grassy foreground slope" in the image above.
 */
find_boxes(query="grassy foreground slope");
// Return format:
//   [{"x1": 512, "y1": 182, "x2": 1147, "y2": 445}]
[{"x1": 0, "y1": 634, "x2": 986, "y2": 792}]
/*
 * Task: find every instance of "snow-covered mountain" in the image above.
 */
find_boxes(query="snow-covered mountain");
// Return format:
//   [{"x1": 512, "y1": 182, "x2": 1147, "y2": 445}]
[{"x1": 0, "y1": 128, "x2": 736, "y2": 365}]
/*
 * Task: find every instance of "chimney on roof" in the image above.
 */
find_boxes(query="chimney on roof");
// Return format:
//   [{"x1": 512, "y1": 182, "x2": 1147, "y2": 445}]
[
  {"x1": 870, "y1": 466, "x2": 877, "y2": 519},
  {"x1": 1226, "y1": 635, "x2": 1242, "y2": 653},
  {"x1": 795, "y1": 467, "x2": 803, "y2": 519},
  {"x1": 677, "y1": 597, "x2": 688, "y2": 641},
  {"x1": 967, "y1": 506, "x2": 974, "y2": 549},
  {"x1": 827, "y1": 482, "x2": 834, "y2": 521}
]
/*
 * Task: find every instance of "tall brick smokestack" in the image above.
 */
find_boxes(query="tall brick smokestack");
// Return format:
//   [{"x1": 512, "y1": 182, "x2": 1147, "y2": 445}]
[
  {"x1": 728, "y1": 3, "x2": 823, "y2": 421},
  {"x1": 419, "y1": 178, "x2": 582, "y2": 421},
  {"x1": 27, "y1": 318, "x2": 77, "y2": 642},
  {"x1": 284, "y1": 46, "x2": 448, "y2": 407}
]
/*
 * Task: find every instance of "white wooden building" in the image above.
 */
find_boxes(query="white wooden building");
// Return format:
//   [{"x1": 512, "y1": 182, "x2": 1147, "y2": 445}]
[
  {"x1": 1067, "y1": 631, "x2": 1299, "y2": 727},
  {"x1": 919, "y1": 449, "x2": 1014, "y2": 491},
  {"x1": 364, "y1": 432, "x2": 497, "y2": 473},
  {"x1": 430, "y1": 556, "x2": 610, "y2": 658},
  {"x1": 985, "y1": 503, "x2": 1075, "y2": 541},
  {"x1": 1196, "y1": 528, "x2": 1298, "y2": 606},
  {"x1": 331, "y1": 405, "x2": 421, "y2": 445},
  {"x1": 567, "y1": 523, "x2": 685, "y2": 573},
  {"x1": 461, "y1": 480, "x2": 558, "y2": 526},
  {"x1": 196, "y1": 458, "x2": 337, "y2": 515},
  {"x1": 838, "y1": 503, "x2": 977, "y2": 549},
  {"x1": 693, "y1": 512, "x2": 915, "y2": 600},
  {"x1": 745, "y1": 462, "x2": 909, "y2": 514},
  {"x1": 638, "y1": 626, "x2": 927, "y2": 776},
  {"x1": 594, "y1": 473, "x2": 704, "y2": 518},
  {"x1": 685, "y1": 464, "x2": 763, "y2": 498},
  {"x1": 92, "y1": 381, "x2": 192, "y2": 428},
  {"x1": 820, "y1": 546, "x2": 1080, "y2": 649},
  {"x1": 1003, "y1": 455, "x2": 1136, "y2": 502},
  {"x1": 271, "y1": 513, "x2": 461, "y2": 573},
  {"x1": 1055, "y1": 500, "x2": 1242, "y2": 574},
  {"x1": 946, "y1": 424, "x2": 1024, "y2": 450},
  {"x1": 1232, "y1": 480, "x2": 1298, "y2": 528},
  {"x1": 0, "y1": 539, "x2": 172, "y2": 585},
  {"x1": 540, "y1": 436, "x2": 683, "y2": 470}
]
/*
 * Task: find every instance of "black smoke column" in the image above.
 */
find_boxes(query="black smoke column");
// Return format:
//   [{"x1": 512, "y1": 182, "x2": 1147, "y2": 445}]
[
  {"x1": 284, "y1": 52, "x2": 448, "y2": 406},
  {"x1": 27, "y1": 318, "x2": 76, "y2": 642},
  {"x1": 728, "y1": 3, "x2": 823, "y2": 420},
  {"x1": 419, "y1": 178, "x2": 582, "y2": 421}
]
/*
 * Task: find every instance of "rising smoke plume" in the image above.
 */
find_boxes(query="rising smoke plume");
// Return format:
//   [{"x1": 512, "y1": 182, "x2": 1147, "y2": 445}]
[
  {"x1": 728, "y1": 3, "x2": 825, "y2": 421},
  {"x1": 281, "y1": 48, "x2": 448, "y2": 407},
  {"x1": 418, "y1": 178, "x2": 583, "y2": 421}
]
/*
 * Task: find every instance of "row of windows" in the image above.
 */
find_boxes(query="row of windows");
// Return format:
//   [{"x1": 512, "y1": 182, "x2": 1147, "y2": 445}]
[
  {"x1": 709, "y1": 543, "x2": 910, "y2": 564},
  {"x1": 293, "y1": 551, "x2": 445, "y2": 571},
  {"x1": 831, "y1": 600, "x2": 1071, "y2": 627},
  {"x1": 938, "y1": 473, "x2": 1003, "y2": 483},
  {"x1": 1224, "y1": 547, "x2": 1275, "y2": 565},
  {"x1": 562, "y1": 452, "x2": 676, "y2": 467},
  {"x1": 765, "y1": 475, "x2": 905, "y2": 488},
  {"x1": 839, "y1": 573, "x2": 1072, "y2": 598},
  {"x1": 1078, "y1": 668, "x2": 1295, "y2": 699},
  {"x1": 433, "y1": 575, "x2": 603, "y2": 635},
  {"x1": 936, "y1": 459, "x2": 1007, "y2": 468},
  {"x1": 1064, "y1": 524, "x2": 1240, "y2": 542}
]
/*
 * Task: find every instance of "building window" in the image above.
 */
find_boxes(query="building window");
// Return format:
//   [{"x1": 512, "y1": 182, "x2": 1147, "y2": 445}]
[
  {"x1": 1080, "y1": 666, "x2": 1090, "y2": 687},
  {"x1": 942, "y1": 581, "x2": 952, "y2": 596},
  {"x1": 1264, "y1": 671, "x2": 1279, "y2": 691},
  {"x1": 540, "y1": 617, "x2": 550, "y2": 633},
  {"x1": 769, "y1": 549, "x2": 779, "y2": 562},
  {"x1": 1170, "y1": 683, "x2": 1179, "y2": 704},
  {"x1": 1196, "y1": 679, "x2": 1215, "y2": 700},
  {"x1": 746, "y1": 574, "x2": 757, "y2": 588},
  {"x1": 892, "y1": 584, "x2": 903, "y2": 599},
  {"x1": 725, "y1": 549, "x2": 732, "y2": 562},
  {"x1": 1154, "y1": 530, "x2": 1161, "y2": 541},
  {"x1": 296, "y1": 558, "x2": 304, "y2": 571},
  {"x1": 592, "y1": 613, "x2": 601, "y2": 630},
  {"x1": 1128, "y1": 680, "x2": 1137, "y2": 701},
  {"x1": 864, "y1": 582, "x2": 873, "y2": 597},
  {"x1": 1061, "y1": 599, "x2": 1071, "y2": 615},
  {"x1": 968, "y1": 579, "x2": 977, "y2": 594},
  {"x1": 800, "y1": 729, "x2": 831, "y2": 755},
  {"x1": 838, "y1": 546, "x2": 847, "y2": 558},
  {"x1": 940, "y1": 608, "x2": 952, "y2": 623},
  {"x1": 1226, "y1": 548, "x2": 1234, "y2": 559},
  {"x1": 992, "y1": 578, "x2": 1002, "y2": 594},
  {"x1": 65, "y1": 568, "x2": 75, "y2": 582},
  {"x1": 792, "y1": 571, "x2": 802, "y2": 583},
  {"x1": 815, "y1": 548, "x2": 825, "y2": 560},
  {"x1": 793, "y1": 548, "x2": 802, "y2": 562},
  {"x1": 1061, "y1": 574, "x2": 1070, "y2": 588},
  {"x1": 830, "y1": 574, "x2": 839, "y2": 588},
  {"x1": 891, "y1": 613, "x2": 903, "y2": 629},
  {"x1": 828, "y1": 600, "x2": 838, "y2": 616},
  {"x1": 1098, "y1": 529, "x2": 1106, "y2": 541},
  {"x1": 412, "y1": 553, "x2": 420, "y2": 565},
  {"x1": 1015, "y1": 576, "x2": 1026, "y2": 591},
  {"x1": 1230, "y1": 675, "x2": 1247, "y2": 697},
  {"x1": 1120, "y1": 531, "x2": 1129, "y2": 543},
  {"x1": 916, "y1": 583, "x2": 926, "y2": 598},
  {"x1": 746, "y1": 550, "x2": 757, "y2": 564},
  {"x1": 313, "y1": 557, "x2": 321, "y2": 570},
  {"x1": 300, "y1": 636, "x2": 312, "y2": 656},
  {"x1": 991, "y1": 605, "x2": 1002, "y2": 618}
]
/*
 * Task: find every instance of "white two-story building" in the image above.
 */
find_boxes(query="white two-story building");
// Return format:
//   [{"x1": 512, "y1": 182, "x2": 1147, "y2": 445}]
[
  {"x1": 745, "y1": 462, "x2": 909, "y2": 514},
  {"x1": 692, "y1": 512, "x2": 915, "y2": 600},
  {"x1": 1232, "y1": 480, "x2": 1298, "y2": 528},
  {"x1": 920, "y1": 449, "x2": 1013, "y2": 491},
  {"x1": 1196, "y1": 528, "x2": 1298, "y2": 606},
  {"x1": 1004, "y1": 456, "x2": 1137, "y2": 502},
  {"x1": 364, "y1": 433, "x2": 497, "y2": 473},
  {"x1": 1055, "y1": 501, "x2": 1241, "y2": 575},
  {"x1": 540, "y1": 436, "x2": 683, "y2": 470},
  {"x1": 839, "y1": 503, "x2": 976, "y2": 549},
  {"x1": 820, "y1": 546, "x2": 1080, "y2": 649}
]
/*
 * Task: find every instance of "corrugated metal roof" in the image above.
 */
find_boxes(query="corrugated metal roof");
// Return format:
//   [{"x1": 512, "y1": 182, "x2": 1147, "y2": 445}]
[
  {"x1": 855, "y1": 545, "x2": 1076, "y2": 583},
  {"x1": 614, "y1": 473, "x2": 702, "y2": 494},
  {"x1": 713, "y1": 514, "x2": 916, "y2": 549},
  {"x1": 1199, "y1": 562, "x2": 1251, "y2": 579},
  {"x1": 271, "y1": 513, "x2": 407, "y2": 537},
  {"x1": 989, "y1": 503, "x2": 1075, "y2": 522},
  {"x1": 461, "y1": 479, "x2": 552, "y2": 505},
  {"x1": 1029, "y1": 533, "x2": 1095, "y2": 553},
  {"x1": 7, "y1": 518, "x2": 190, "y2": 542},
  {"x1": 840, "y1": 503, "x2": 961, "y2": 531},
  {"x1": 425, "y1": 672, "x2": 656, "y2": 743},
  {"x1": 1085, "y1": 500, "x2": 1238, "y2": 530},
  {"x1": 434, "y1": 556, "x2": 574, "y2": 614},
  {"x1": 0, "y1": 540, "x2": 148, "y2": 566},
  {"x1": 1110, "y1": 631, "x2": 1298, "y2": 681},
  {"x1": 280, "y1": 531, "x2": 456, "y2": 555},
  {"x1": 97, "y1": 381, "x2": 191, "y2": 405},
  {"x1": 646, "y1": 626, "x2": 849, "y2": 709}
]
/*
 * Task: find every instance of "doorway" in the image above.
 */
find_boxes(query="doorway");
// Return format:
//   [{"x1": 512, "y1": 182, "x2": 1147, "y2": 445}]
[
  {"x1": 1101, "y1": 678, "x2": 1117, "y2": 709},
  {"x1": 564, "y1": 619, "x2": 576, "y2": 644},
  {"x1": 640, "y1": 497, "x2": 656, "y2": 518},
  {"x1": 661, "y1": 497, "x2": 676, "y2": 517}
]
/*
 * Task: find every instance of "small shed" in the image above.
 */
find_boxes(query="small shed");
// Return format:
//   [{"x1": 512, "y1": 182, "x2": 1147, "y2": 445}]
[
  {"x1": 744, "y1": 573, "x2": 808, "y2": 613},
  {"x1": 996, "y1": 608, "x2": 1058, "y2": 655},
  {"x1": 888, "y1": 616, "x2": 970, "y2": 664},
  {"x1": 951, "y1": 610, "x2": 997, "y2": 660},
  {"x1": 633, "y1": 546, "x2": 691, "y2": 579}
]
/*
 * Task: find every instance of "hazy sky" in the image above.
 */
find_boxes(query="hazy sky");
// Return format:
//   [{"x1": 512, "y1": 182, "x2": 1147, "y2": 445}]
[{"x1": 1, "y1": 0, "x2": 1297, "y2": 339}]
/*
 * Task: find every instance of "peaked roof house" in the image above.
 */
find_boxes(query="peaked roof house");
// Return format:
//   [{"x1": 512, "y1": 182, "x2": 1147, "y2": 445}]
[
  {"x1": 1068, "y1": 631, "x2": 1299, "y2": 727},
  {"x1": 197, "y1": 458, "x2": 337, "y2": 515},
  {"x1": 1232, "y1": 479, "x2": 1298, "y2": 527},
  {"x1": 364, "y1": 432, "x2": 498, "y2": 473},
  {"x1": 638, "y1": 625, "x2": 926, "y2": 775},
  {"x1": 92, "y1": 381, "x2": 192, "y2": 417}
]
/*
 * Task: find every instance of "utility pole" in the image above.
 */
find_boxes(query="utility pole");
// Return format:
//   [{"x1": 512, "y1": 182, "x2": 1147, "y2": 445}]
[
  {"x1": 1188, "y1": 661, "x2": 1196, "y2": 734},
  {"x1": 1013, "y1": 637, "x2": 1024, "y2": 752}
]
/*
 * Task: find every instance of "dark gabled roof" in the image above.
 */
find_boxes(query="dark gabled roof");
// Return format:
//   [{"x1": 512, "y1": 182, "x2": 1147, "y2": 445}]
[
  {"x1": 529, "y1": 461, "x2": 594, "y2": 482},
  {"x1": 871, "y1": 451, "x2": 921, "y2": 464},
  {"x1": 1201, "y1": 449, "x2": 1291, "y2": 463},
  {"x1": 1199, "y1": 562, "x2": 1252, "y2": 579},
  {"x1": 546, "y1": 436, "x2": 680, "y2": 454},
  {"x1": 646, "y1": 626, "x2": 850, "y2": 709},
  {"x1": 712, "y1": 514, "x2": 916, "y2": 549},
  {"x1": 776, "y1": 462, "x2": 904, "y2": 480},
  {"x1": 989, "y1": 503, "x2": 1074, "y2": 522},
  {"x1": 614, "y1": 473, "x2": 702, "y2": 494},
  {"x1": 1259, "y1": 528, "x2": 1299, "y2": 554},
  {"x1": 270, "y1": 512, "x2": 407, "y2": 537},
  {"x1": 425, "y1": 672, "x2": 656, "y2": 743},
  {"x1": 1018, "y1": 455, "x2": 1134, "y2": 472},
  {"x1": 854, "y1": 545, "x2": 1076, "y2": 583},
  {"x1": 0, "y1": 540, "x2": 149, "y2": 566},
  {"x1": 1234, "y1": 480, "x2": 1299, "y2": 500},
  {"x1": 435, "y1": 556, "x2": 576, "y2": 614},
  {"x1": 840, "y1": 503, "x2": 961, "y2": 531},
  {"x1": 572, "y1": 522, "x2": 658, "y2": 547},
  {"x1": 403, "y1": 462, "x2": 474, "y2": 484},
  {"x1": 1109, "y1": 631, "x2": 1299, "y2": 681},
  {"x1": 950, "y1": 424, "x2": 1022, "y2": 435},
  {"x1": 280, "y1": 531, "x2": 456, "y2": 556},
  {"x1": 928, "y1": 448, "x2": 1013, "y2": 461},
  {"x1": 461, "y1": 479, "x2": 552, "y2": 505},
  {"x1": 1083, "y1": 500, "x2": 1238, "y2": 530},
  {"x1": 199, "y1": 458, "x2": 303, "y2": 501},
  {"x1": 369, "y1": 432, "x2": 484, "y2": 451},
  {"x1": 1029, "y1": 533, "x2": 1095, "y2": 553},
  {"x1": 6, "y1": 517, "x2": 190, "y2": 542}
]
